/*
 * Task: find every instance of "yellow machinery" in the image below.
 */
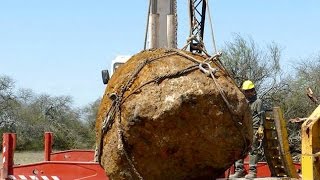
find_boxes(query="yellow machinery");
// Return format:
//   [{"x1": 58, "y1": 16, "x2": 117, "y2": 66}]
[
  {"x1": 302, "y1": 105, "x2": 320, "y2": 180},
  {"x1": 264, "y1": 107, "x2": 299, "y2": 178}
]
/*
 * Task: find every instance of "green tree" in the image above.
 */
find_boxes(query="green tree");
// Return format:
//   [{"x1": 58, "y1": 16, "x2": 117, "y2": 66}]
[
  {"x1": 221, "y1": 34, "x2": 287, "y2": 109},
  {"x1": 0, "y1": 75, "x2": 98, "y2": 151},
  {"x1": 80, "y1": 98, "x2": 101, "y2": 148},
  {"x1": 0, "y1": 76, "x2": 19, "y2": 129}
]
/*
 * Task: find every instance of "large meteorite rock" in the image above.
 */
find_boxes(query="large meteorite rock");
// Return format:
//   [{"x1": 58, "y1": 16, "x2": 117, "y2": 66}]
[{"x1": 95, "y1": 49, "x2": 252, "y2": 179}]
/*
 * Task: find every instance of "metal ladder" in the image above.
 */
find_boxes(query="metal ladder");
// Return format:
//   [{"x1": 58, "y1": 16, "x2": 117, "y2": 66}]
[{"x1": 263, "y1": 107, "x2": 299, "y2": 178}]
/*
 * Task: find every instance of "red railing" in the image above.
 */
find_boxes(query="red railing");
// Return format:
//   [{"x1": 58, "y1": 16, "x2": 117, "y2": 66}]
[
  {"x1": 44, "y1": 132, "x2": 95, "y2": 162},
  {"x1": 1, "y1": 132, "x2": 302, "y2": 179},
  {"x1": 1, "y1": 133, "x2": 108, "y2": 180}
]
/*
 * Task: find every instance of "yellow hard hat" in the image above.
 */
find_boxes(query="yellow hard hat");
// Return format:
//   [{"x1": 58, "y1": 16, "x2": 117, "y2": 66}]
[{"x1": 242, "y1": 80, "x2": 255, "y2": 90}]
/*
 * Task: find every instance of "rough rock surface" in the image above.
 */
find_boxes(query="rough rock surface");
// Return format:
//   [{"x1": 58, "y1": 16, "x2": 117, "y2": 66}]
[{"x1": 96, "y1": 49, "x2": 252, "y2": 179}]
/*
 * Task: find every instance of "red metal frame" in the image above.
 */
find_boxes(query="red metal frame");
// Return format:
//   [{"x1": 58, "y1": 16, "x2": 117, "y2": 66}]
[
  {"x1": 49, "y1": 150, "x2": 95, "y2": 162},
  {"x1": 44, "y1": 132, "x2": 52, "y2": 161},
  {"x1": 1, "y1": 133, "x2": 109, "y2": 180},
  {"x1": 44, "y1": 132, "x2": 95, "y2": 162},
  {"x1": 1, "y1": 133, "x2": 15, "y2": 180},
  {"x1": 1, "y1": 132, "x2": 301, "y2": 179},
  {"x1": 9, "y1": 161, "x2": 107, "y2": 180}
]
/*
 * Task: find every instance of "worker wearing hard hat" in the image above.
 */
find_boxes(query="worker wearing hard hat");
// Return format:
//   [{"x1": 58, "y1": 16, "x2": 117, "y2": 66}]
[{"x1": 230, "y1": 80, "x2": 265, "y2": 179}]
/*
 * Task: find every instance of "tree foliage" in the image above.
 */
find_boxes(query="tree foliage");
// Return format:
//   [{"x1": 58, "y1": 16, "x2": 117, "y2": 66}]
[
  {"x1": 81, "y1": 98, "x2": 101, "y2": 147},
  {"x1": 0, "y1": 76, "x2": 19, "y2": 129},
  {"x1": 0, "y1": 75, "x2": 101, "y2": 151},
  {"x1": 220, "y1": 35, "x2": 320, "y2": 161},
  {"x1": 221, "y1": 34, "x2": 288, "y2": 109},
  {"x1": 1, "y1": 35, "x2": 319, "y2": 159},
  {"x1": 284, "y1": 57, "x2": 320, "y2": 117}
]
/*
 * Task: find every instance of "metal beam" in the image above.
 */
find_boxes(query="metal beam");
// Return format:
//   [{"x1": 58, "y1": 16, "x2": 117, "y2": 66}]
[{"x1": 188, "y1": 0, "x2": 206, "y2": 53}]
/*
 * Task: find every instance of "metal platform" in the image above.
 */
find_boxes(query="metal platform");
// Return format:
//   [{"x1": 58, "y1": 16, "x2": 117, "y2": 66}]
[{"x1": 217, "y1": 178, "x2": 298, "y2": 180}]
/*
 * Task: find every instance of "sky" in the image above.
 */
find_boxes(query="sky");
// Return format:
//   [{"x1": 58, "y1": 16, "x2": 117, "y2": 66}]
[{"x1": 0, "y1": 1, "x2": 319, "y2": 107}]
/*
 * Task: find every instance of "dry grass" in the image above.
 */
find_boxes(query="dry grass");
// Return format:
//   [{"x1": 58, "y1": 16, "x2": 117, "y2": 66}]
[
  {"x1": 14, "y1": 151, "x2": 44, "y2": 165},
  {"x1": 1, "y1": 151, "x2": 44, "y2": 166}
]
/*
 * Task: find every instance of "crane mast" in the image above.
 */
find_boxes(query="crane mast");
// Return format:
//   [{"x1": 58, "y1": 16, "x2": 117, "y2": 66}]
[
  {"x1": 188, "y1": 0, "x2": 207, "y2": 53},
  {"x1": 148, "y1": 0, "x2": 177, "y2": 49},
  {"x1": 147, "y1": 0, "x2": 208, "y2": 54}
]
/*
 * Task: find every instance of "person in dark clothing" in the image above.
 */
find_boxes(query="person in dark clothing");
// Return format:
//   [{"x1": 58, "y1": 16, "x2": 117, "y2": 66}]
[{"x1": 229, "y1": 80, "x2": 265, "y2": 179}]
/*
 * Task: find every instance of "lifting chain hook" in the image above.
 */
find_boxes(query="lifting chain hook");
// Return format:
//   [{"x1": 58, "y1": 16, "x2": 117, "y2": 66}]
[{"x1": 199, "y1": 62, "x2": 217, "y2": 76}]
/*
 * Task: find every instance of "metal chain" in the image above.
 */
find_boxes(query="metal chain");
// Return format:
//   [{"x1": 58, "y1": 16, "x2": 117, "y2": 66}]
[
  {"x1": 96, "y1": 49, "x2": 250, "y2": 177},
  {"x1": 118, "y1": 128, "x2": 143, "y2": 180},
  {"x1": 121, "y1": 51, "x2": 178, "y2": 95},
  {"x1": 121, "y1": 49, "x2": 222, "y2": 102},
  {"x1": 96, "y1": 51, "x2": 180, "y2": 173},
  {"x1": 182, "y1": 35, "x2": 210, "y2": 56},
  {"x1": 122, "y1": 64, "x2": 199, "y2": 103},
  {"x1": 206, "y1": 64, "x2": 250, "y2": 157}
]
